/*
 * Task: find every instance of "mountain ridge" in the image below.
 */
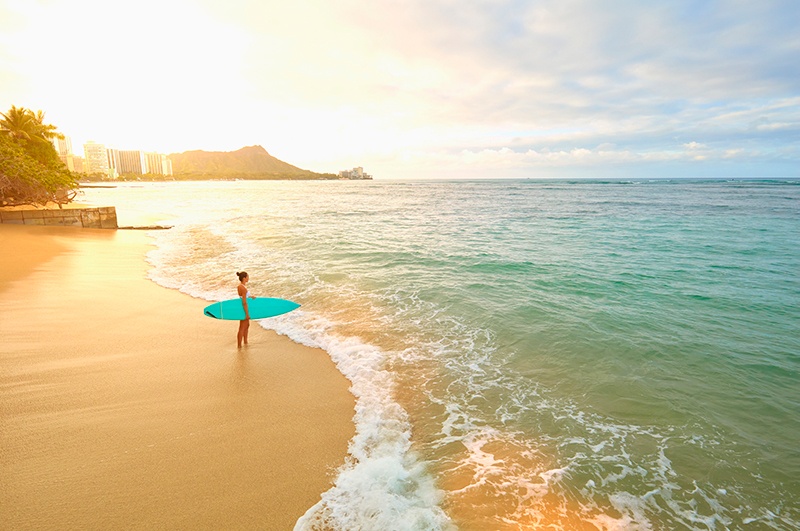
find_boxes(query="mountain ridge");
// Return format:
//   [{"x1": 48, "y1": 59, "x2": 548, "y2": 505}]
[{"x1": 167, "y1": 145, "x2": 336, "y2": 180}]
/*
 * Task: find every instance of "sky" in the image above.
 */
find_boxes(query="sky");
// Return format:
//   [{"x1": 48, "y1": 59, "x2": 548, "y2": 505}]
[{"x1": 1, "y1": 0, "x2": 798, "y2": 179}]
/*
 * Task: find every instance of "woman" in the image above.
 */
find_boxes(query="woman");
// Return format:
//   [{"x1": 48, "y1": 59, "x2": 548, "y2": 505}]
[{"x1": 236, "y1": 271, "x2": 256, "y2": 348}]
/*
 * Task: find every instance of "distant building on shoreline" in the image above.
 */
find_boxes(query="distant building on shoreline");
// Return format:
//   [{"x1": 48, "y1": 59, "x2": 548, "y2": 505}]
[
  {"x1": 87, "y1": 146, "x2": 172, "y2": 178},
  {"x1": 117, "y1": 150, "x2": 147, "y2": 175},
  {"x1": 51, "y1": 135, "x2": 83, "y2": 173},
  {"x1": 107, "y1": 148, "x2": 120, "y2": 178},
  {"x1": 338, "y1": 166, "x2": 373, "y2": 180},
  {"x1": 145, "y1": 152, "x2": 173, "y2": 176},
  {"x1": 84, "y1": 141, "x2": 112, "y2": 177},
  {"x1": 52, "y1": 136, "x2": 71, "y2": 164}
]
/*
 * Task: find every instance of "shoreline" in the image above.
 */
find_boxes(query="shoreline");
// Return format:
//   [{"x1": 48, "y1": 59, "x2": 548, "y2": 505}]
[{"x1": 0, "y1": 224, "x2": 355, "y2": 529}]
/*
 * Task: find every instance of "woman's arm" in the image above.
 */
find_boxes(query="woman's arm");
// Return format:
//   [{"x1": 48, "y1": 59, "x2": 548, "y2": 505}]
[{"x1": 238, "y1": 284, "x2": 250, "y2": 319}]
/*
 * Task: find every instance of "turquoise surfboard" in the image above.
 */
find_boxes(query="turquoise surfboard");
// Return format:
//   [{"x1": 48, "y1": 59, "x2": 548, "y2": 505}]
[{"x1": 203, "y1": 297, "x2": 300, "y2": 320}]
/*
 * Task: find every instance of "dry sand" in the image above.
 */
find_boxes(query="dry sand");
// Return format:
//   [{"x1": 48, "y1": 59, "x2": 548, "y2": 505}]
[{"x1": 0, "y1": 224, "x2": 355, "y2": 530}]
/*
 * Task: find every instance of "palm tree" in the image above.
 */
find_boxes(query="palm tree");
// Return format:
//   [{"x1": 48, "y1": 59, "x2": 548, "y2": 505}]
[
  {"x1": 1, "y1": 105, "x2": 77, "y2": 207},
  {"x1": 0, "y1": 105, "x2": 38, "y2": 141},
  {"x1": 0, "y1": 105, "x2": 63, "y2": 143},
  {"x1": 32, "y1": 109, "x2": 64, "y2": 142}
]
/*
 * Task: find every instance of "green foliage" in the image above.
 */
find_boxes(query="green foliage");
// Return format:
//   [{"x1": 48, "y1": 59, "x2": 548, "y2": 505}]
[{"x1": 0, "y1": 106, "x2": 78, "y2": 206}]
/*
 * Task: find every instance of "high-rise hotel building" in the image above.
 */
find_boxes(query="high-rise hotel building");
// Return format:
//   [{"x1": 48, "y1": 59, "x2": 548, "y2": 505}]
[
  {"x1": 52, "y1": 136, "x2": 72, "y2": 164},
  {"x1": 80, "y1": 142, "x2": 172, "y2": 178},
  {"x1": 52, "y1": 136, "x2": 83, "y2": 172},
  {"x1": 116, "y1": 150, "x2": 148, "y2": 175},
  {"x1": 83, "y1": 141, "x2": 110, "y2": 176},
  {"x1": 144, "y1": 152, "x2": 173, "y2": 176},
  {"x1": 106, "y1": 148, "x2": 119, "y2": 178}
]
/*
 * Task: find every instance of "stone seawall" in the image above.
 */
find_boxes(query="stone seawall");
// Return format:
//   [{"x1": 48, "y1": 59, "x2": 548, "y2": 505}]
[{"x1": 0, "y1": 206, "x2": 118, "y2": 229}]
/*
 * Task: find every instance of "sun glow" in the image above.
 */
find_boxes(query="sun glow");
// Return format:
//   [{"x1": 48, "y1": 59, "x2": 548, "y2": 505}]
[
  {"x1": 3, "y1": 0, "x2": 252, "y2": 150},
  {"x1": 2, "y1": 0, "x2": 797, "y2": 178}
]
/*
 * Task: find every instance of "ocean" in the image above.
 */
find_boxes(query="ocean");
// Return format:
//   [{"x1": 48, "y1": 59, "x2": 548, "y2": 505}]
[{"x1": 81, "y1": 178, "x2": 800, "y2": 530}]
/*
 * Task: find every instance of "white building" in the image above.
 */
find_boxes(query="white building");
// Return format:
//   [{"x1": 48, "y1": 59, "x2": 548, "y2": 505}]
[
  {"x1": 144, "y1": 152, "x2": 173, "y2": 176},
  {"x1": 52, "y1": 136, "x2": 76, "y2": 171},
  {"x1": 338, "y1": 166, "x2": 372, "y2": 179},
  {"x1": 84, "y1": 141, "x2": 110, "y2": 176},
  {"x1": 52, "y1": 136, "x2": 72, "y2": 159},
  {"x1": 106, "y1": 148, "x2": 120, "y2": 179},
  {"x1": 116, "y1": 150, "x2": 148, "y2": 175}
]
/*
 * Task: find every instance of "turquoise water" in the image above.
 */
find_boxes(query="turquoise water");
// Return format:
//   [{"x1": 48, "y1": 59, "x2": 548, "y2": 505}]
[{"x1": 83, "y1": 179, "x2": 800, "y2": 529}]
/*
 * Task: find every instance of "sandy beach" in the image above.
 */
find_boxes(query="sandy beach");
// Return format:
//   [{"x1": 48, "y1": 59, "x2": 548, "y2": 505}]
[{"x1": 0, "y1": 224, "x2": 355, "y2": 530}]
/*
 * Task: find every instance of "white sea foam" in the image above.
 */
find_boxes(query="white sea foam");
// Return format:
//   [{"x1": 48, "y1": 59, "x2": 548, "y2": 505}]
[{"x1": 262, "y1": 315, "x2": 452, "y2": 530}]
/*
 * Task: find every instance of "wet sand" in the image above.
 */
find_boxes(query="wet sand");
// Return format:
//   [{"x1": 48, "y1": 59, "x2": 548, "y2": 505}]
[{"x1": 0, "y1": 224, "x2": 355, "y2": 530}]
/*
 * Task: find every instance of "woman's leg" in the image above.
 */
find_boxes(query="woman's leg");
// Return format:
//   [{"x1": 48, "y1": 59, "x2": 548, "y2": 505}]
[{"x1": 237, "y1": 320, "x2": 247, "y2": 348}]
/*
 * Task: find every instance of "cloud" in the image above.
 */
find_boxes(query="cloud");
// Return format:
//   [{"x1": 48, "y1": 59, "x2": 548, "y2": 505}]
[
  {"x1": 1, "y1": 0, "x2": 798, "y2": 177},
  {"x1": 683, "y1": 142, "x2": 705, "y2": 150}
]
